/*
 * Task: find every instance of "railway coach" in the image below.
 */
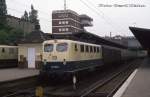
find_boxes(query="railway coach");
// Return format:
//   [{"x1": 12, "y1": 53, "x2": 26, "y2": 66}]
[{"x1": 0, "y1": 45, "x2": 18, "y2": 68}]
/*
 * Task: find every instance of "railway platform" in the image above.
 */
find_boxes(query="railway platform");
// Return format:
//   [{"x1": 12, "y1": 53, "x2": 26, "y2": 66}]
[
  {"x1": 0, "y1": 68, "x2": 39, "y2": 82},
  {"x1": 114, "y1": 57, "x2": 150, "y2": 97}
]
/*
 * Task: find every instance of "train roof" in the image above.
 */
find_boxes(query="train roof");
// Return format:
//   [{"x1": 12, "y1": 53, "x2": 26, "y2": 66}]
[
  {"x1": 43, "y1": 39, "x2": 102, "y2": 47},
  {"x1": 0, "y1": 45, "x2": 18, "y2": 48}
]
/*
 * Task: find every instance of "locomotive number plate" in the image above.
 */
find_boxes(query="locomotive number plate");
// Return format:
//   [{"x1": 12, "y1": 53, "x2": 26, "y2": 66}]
[
  {"x1": 51, "y1": 66, "x2": 60, "y2": 69},
  {"x1": 52, "y1": 56, "x2": 57, "y2": 60}
]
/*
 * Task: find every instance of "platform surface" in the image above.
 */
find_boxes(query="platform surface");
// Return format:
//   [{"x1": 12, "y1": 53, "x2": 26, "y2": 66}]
[
  {"x1": 121, "y1": 58, "x2": 150, "y2": 97},
  {"x1": 0, "y1": 68, "x2": 39, "y2": 82}
]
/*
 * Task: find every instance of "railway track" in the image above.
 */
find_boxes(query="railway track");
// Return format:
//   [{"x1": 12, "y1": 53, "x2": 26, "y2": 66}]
[
  {"x1": 0, "y1": 76, "x2": 38, "y2": 97},
  {"x1": 80, "y1": 59, "x2": 142, "y2": 97},
  {"x1": 44, "y1": 59, "x2": 142, "y2": 97},
  {"x1": 1, "y1": 59, "x2": 143, "y2": 97}
]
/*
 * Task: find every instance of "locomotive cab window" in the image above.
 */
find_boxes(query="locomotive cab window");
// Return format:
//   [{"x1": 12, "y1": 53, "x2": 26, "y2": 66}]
[
  {"x1": 56, "y1": 43, "x2": 68, "y2": 52},
  {"x1": 44, "y1": 44, "x2": 53, "y2": 52}
]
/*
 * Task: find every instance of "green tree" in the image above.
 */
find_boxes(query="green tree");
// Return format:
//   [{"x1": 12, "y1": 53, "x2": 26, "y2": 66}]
[
  {"x1": 0, "y1": 24, "x2": 24, "y2": 45},
  {"x1": 21, "y1": 10, "x2": 29, "y2": 21},
  {"x1": 0, "y1": 29, "x2": 9, "y2": 44},
  {"x1": 29, "y1": 4, "x2": 39, "y2": 25},
  {"x1": 0, "y1": 0, "x2": 7, "y2": 25}
]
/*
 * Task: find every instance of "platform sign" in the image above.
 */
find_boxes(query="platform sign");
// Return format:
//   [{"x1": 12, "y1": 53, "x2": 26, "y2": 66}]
[{"x1": 35, "y1": 86, "x2": 44, "y2": 97}]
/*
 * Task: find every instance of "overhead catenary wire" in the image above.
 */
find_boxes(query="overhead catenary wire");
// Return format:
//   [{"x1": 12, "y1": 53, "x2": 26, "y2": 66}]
[
  {"x1": 79, "y1": 0, "x2": 122, "y2": 34},
  {"x1": 86, "y1": 0, "x2": 128, "y2": 33}
]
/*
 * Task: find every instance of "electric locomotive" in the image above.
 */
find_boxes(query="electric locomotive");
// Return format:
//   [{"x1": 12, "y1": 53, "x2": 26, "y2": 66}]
[{"x1": 40, "y1": 39, "x2": 134, "y2": 77}]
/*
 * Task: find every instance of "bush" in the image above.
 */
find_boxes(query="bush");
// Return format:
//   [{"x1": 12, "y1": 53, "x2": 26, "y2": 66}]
[{"x1": 0, "y1": 24, "x2": 24, "y2": 45}]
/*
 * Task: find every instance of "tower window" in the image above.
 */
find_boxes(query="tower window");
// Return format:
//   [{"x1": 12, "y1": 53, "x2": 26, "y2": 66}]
[
  {"x1": 62, "y1": 28, "x2": 65, "y2": 31},
  {"x1": 59, "y1": 21, "x2": 61, "y2": 24},
  {"x1": 66, "y1": 21, "x2": 68, "y2": 24},
  {"x1": 59, "y1": 28, "x2": 62, "y2": 31},
  {"x1": 62, "y1": 21, "x2": 65, "y2": 24},
  {"x1": 66, "y1": 28, "x2": 68, "y2": 31}
]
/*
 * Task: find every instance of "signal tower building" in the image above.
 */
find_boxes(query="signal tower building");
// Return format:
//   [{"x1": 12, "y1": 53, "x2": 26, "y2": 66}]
[{"x1": 52, "y1": 9, "x2": 93, "y2": 34}]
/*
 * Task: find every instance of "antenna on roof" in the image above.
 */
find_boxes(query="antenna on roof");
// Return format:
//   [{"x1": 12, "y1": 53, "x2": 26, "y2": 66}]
[{"x1": 64, "y1": 0, "x2": 66, "y2": 10}]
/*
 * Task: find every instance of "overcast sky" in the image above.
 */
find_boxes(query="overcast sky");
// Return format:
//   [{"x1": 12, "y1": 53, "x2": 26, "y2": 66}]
[{"x1": 6, "y1": 0, "x2": 150, "y2": 37}]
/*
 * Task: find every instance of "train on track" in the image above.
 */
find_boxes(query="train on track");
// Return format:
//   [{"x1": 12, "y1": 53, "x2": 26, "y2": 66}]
[
  {"x1": 0, "y1": 45, "x2": 18, "y2": 68},
  {"x1": 40, "y1": 39, "x2": 146, "y2": 78}
]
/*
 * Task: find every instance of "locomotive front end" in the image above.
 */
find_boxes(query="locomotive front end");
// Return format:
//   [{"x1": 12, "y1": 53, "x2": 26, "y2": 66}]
[{"x1": 41, "y1": 40, "x2": 71, "y2": 76}]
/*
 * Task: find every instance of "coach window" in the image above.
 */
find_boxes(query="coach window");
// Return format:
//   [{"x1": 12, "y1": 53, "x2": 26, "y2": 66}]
[
  {"x1": 94, "y1": 47, "x2": 96, "y2": 53},
  {"x1": 80, "y1": 45, "x2": 84, "y2": 52},
  {"x1": 75, "y1": 44, "x2": 78, "y2": 51},
  {"x1": 56, "y1": 43, "x2": 68, "y2": 52},
  {"x1": 86, "y1": 45, "x2": 89, "y2": 52},
  {"x1": 97, "y1": 47, "x2": 99, "y2": 52},
  {"x1": 44, "y1": 44, "x2": 53, "y2": 52},
  {"x1": 2, "y1": 48, "x2": 5, "y2": 53},
  {"x1": 90, "y1": 46, "x2": 93, "y2": 53}
]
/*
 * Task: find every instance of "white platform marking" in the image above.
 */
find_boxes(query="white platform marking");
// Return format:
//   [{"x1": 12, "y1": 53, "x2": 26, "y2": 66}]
[{"x1": 113, "y1": 69, "x2": 138, "y2": 97}]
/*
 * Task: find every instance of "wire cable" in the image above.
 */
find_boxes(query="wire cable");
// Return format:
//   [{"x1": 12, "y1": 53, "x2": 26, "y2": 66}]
[{"x1": 80, "y1": 0, "x2": 121, "y2": 33}]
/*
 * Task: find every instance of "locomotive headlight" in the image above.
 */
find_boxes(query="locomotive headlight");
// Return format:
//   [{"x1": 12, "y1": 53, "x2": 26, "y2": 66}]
[
  {"x1": 63, "y1": 59, "x2": 66, "y2": 65},
  {"x1": 43, "y1": 59, "x2": 47, "y2": 65}
]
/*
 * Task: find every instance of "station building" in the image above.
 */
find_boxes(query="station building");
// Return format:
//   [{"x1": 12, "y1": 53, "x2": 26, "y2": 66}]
[{"x1": 18, "y1": 25, "x2": 52, "y2": 69}]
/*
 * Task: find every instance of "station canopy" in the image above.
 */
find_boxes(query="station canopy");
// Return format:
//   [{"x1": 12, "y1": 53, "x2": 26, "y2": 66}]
[
  {"x1": 52, "y1": 31, "x2": 127, "y2": 49},
  {"x1": 129, "y1": 27, "x2": 150, "y2": 49}
]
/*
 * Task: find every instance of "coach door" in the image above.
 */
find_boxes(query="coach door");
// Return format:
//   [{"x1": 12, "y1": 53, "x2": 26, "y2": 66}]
[{"x1": 27, "y1": 48, "x2": 35, "y2": 68}]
